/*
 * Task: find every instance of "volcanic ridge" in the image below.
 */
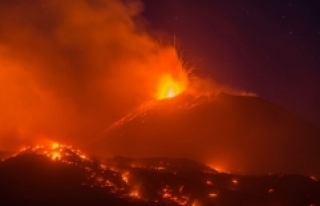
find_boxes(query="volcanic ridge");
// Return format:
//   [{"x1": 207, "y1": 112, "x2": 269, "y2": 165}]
[{"x1": 0, "y1": 144, "x2": 319, "y2": 205}]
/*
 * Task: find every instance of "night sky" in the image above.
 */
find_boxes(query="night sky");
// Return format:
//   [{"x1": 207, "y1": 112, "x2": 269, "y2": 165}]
[{"x1": 142, "y1": 0, "x2": 320, "y2": 126}]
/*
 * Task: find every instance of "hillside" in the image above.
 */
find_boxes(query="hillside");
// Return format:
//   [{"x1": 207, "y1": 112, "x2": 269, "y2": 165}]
[
  {"x1": 0, "y1": 145, "x2": 319, "y2": 205},
  {"x1": 90, "y1": 92, "x2": 320, "y2": 175}
]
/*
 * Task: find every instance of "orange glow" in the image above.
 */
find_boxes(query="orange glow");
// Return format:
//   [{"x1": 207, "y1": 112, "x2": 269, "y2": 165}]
[
  {"x1": 51, "y1": 143, "x2": 59, "y2": 150},
  {"x1": 310, "y1": 176, "x2": 318, "y2": 181},
  {"x1": 209, "y1": 165, "x2": 229, "y2": 174},
  {"x1": 129, "y1": 190, "x2": 140, "y2": 198},
  {"x1": 209, "y1": 193, "x2": 218, "y2": 198},
  {"x1": 268, "y1": 188, "x2": 274, "y2": 193},
  {"x1": 51, "y1": 152, "x2": 61, "y2": 160},
  {"x1": 157, "y1": 74, "x2": 188, "y2": 100},
  {"x1": 192, "y1": 200, "x2": 202, "y2": 206},
  {"x1": 122, "y1": 172, "x2": 129, "y2": 184}
]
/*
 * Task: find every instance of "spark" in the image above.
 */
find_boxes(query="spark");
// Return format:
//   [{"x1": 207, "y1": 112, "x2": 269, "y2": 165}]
[
  {"x1": 206, "y1": 180, "x2": 213, "y2": 185},
  {"x1": 209, "y1": 193, "x2": 218, "y2": 198},
  {"x1": 268, "y1": 188, "x2": 274, "y2": 193}
]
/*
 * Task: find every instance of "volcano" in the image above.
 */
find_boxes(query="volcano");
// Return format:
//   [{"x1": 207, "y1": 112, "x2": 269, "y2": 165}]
[{"x1": 90, "y1": 92, "x2": 320, "y2": 176}]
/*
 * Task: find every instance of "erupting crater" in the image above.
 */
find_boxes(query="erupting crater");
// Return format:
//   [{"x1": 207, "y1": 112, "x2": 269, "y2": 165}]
[{"x1": 156, "y1": 72, "x2": 189, "y2": 100}]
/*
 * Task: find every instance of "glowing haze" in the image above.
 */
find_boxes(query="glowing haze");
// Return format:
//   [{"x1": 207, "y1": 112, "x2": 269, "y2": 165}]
[{"x1": 0, "y1": 0, "x2": 189, "y2": 149}]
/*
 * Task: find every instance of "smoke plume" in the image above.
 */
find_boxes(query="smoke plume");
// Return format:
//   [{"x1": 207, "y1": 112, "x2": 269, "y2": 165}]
[{"x1": 0, "y1": 0, "x2": 185, "y2": 149}]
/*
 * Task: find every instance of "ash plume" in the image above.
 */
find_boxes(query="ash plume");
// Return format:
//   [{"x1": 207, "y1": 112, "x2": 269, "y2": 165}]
[{"x1": 0, "y1": 0, "x2": 186, "y2": 149}]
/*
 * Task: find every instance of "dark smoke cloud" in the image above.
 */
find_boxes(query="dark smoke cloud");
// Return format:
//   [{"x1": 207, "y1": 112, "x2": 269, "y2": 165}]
[{"x1": 0, "y1": 0, "x2": 185, "y2": 149}]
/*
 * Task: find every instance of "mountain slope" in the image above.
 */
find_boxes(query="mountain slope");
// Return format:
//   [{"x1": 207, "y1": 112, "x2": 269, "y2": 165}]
[
  {"x1": 1, "y1": 146, "x2": 319, "y2": 205},
  {"x1": 90, "y1": 93, "x2": 320, "y2": 176},
  {"x1": 0, "y1": 150, "x2": 145, "y2": 205}
]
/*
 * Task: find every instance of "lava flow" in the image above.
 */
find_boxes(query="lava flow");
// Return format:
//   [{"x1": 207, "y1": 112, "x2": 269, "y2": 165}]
[
  {"x1": 13, "y1": 144, "x2": 129, "y2": 196},
  {"x1": 1, "y1": 143, "x2": 319, "y2": 205},
  {"x1": 7, "y1": 143, "x2": 197, "y2": 205}
]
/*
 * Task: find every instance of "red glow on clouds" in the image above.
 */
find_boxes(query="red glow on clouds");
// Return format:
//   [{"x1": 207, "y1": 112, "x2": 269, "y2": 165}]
[{"x1": 0, "y1": 0, "x2": 190, "y2": 150}]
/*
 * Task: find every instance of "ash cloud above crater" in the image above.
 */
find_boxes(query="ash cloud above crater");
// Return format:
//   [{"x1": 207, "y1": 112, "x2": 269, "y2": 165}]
[{"x1": 0, "y1": 0, "x2": 187, "y2": 148}]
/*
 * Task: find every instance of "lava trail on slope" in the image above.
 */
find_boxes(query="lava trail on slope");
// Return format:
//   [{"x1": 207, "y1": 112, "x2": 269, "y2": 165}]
[{"x1": 0, "y1": 144, "x2": 319, "y2": 205}]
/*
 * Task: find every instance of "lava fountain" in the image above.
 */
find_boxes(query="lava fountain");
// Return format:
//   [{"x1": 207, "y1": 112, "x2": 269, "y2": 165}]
[{"x1": 156, "y1": 72, "x2": 189, "y2": 100}]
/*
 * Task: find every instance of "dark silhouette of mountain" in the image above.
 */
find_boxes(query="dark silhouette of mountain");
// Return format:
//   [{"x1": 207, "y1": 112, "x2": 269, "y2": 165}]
[
  {"x1": 0, "y1": 147, "x2": 319, "y2": 205},
  {"x1": 0, "y1": 148, "x2": 148, "y2": 205},
  {"x1": 90, "y1": 92, "x2": 320, "y2": 176}
]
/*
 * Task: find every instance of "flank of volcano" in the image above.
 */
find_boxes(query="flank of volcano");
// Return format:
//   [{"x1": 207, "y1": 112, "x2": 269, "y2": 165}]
[{"x1": 90, "y1": 92, "x2": 320, "y2": 176}]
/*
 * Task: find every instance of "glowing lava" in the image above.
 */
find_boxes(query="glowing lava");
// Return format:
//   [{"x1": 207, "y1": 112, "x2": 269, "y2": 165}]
[
  {"x1": 157, "y1": 74, "x2": 188, "y2": 100},
  {"x1": 5, "y1": 144, "x2": 320, "y2": 205},
  {"x1": 51, "y1": 142, "x2": 60, "y2": 150}
]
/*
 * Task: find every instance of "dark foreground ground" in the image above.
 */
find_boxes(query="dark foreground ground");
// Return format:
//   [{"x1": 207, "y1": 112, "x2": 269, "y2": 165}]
[{"x1": 0, "y1": 146, "x2": 319, "y2": 206}]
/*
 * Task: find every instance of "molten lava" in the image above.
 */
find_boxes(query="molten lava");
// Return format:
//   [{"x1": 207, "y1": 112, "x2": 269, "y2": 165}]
[
  {"x1": 4, "y1": 144, "x2": 320, "y2": 205},
  {"x1": 157, "y1": 74, "x2": 188, "y2": 100}
]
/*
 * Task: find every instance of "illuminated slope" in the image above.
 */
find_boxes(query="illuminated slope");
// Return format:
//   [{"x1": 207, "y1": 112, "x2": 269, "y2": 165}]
[
  {"x1": 1, "y1": 146, "x2": 320, "y2": 205},
  {"x1": 0, "y1": 148, "x2": 138, "y2": 205},
  {"x1": 90, "y1": 92, "x2": 320, "y2": 176}
]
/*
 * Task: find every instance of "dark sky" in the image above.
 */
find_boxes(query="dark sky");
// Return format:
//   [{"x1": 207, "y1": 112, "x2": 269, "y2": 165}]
[{"x1": 141, "y1": 0, "x2": 320, "y2": 126}]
